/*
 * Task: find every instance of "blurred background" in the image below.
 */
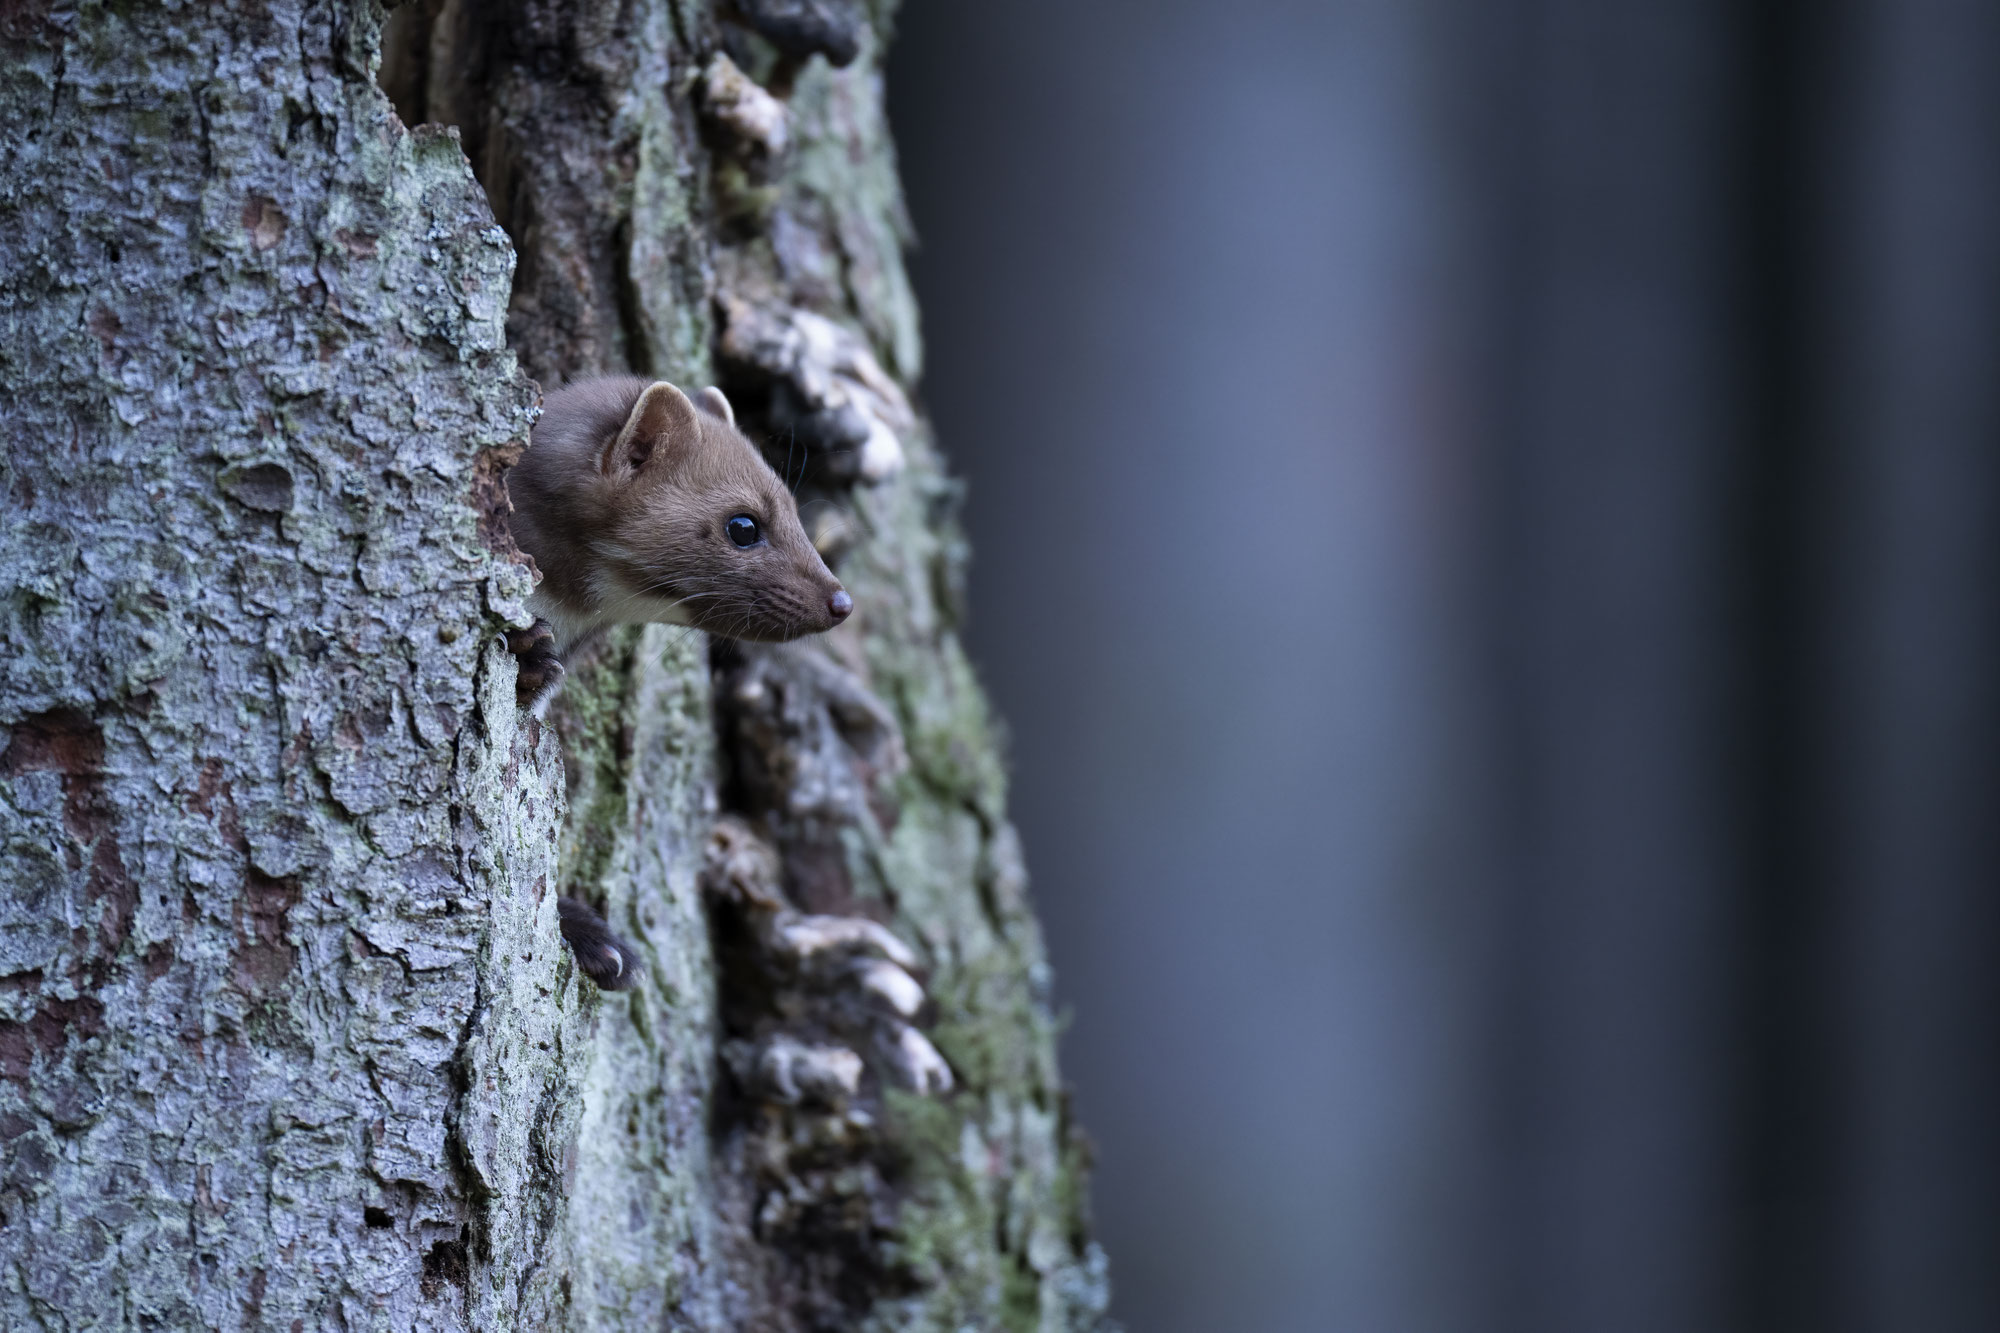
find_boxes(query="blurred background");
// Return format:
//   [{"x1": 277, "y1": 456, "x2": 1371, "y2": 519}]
[{"x1": 888, "y1": 2, "x2": 1999, "y2": 1331}]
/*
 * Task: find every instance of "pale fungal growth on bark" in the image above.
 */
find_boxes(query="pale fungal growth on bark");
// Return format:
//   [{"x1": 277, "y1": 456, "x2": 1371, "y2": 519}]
[
  {"x1": 728, "y1": 1033, "x2": 865, "y2": 1105},
  {"x1": 806, "y1": 504, "x2": 856, "y2": 562},
  {"x1": 885, "y1": 1025, "x2": 955, "y2": 1096},
  {"x1": 701, "y1": 814, "x2": 954, "y2": 1100},
  {"x1": 769, "y1": 909, "x2": 918, "y2": 971},
  {"x1": 702, "y1": 53, "x2": 790, "y2": 157},
  {"x1": 718, "y1": 293, "x2": 913, "y2": 482},
  {"x1": 853, "y1": 956, "x2": 926, "y2": 1017},
  {"x1": 702, "y1": 812, "x2": 788, "y2": 909},
  {"x1": 762, "y1": 907, "x2": 931, "y2": 1021}
]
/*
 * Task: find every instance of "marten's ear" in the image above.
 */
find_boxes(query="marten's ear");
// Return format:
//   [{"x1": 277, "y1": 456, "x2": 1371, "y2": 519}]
[
  {"x1": 603, "y1": 382, "x2": 701, "y2": 477},
  {"x1": 694, "y1": 386, "x2": 736, "y2": 428}
]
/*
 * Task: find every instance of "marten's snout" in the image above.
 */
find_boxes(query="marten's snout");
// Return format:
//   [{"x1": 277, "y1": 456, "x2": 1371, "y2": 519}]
[{"x1": 829, "y1": 589, "x2": 852, "y2": 624}]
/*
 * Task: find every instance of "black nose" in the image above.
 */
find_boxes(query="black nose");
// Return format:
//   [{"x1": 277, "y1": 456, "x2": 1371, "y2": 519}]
[{"x1": 828, "y1": 589, "x2": 853, "y2": 622}]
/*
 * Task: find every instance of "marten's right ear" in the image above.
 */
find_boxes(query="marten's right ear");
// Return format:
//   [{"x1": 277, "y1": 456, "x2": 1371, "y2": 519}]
[{"x1": 602, "y1": 382, "x2": 700, "y2": 478}]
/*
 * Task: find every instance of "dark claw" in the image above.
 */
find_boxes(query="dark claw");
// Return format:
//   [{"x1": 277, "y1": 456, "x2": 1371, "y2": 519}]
[{"x1": 557, "y1": 897, "x2": 643, "y2": 991}]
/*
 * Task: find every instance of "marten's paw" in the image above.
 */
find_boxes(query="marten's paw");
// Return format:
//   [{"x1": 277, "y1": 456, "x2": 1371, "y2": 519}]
[
  {"x1": 508, "y1": 618, "x2": 566, "y2": 715},
  {"x1": 557, "y1": 897, "x2": 643, "y2": 991}
]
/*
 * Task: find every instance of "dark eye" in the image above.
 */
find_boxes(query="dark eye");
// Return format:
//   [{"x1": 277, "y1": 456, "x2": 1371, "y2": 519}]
[{"x1": 726, "y1": 514, "x2": 762, "y2": 548}]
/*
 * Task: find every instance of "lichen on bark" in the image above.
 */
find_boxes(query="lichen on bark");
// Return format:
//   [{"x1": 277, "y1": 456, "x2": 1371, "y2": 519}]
[
  {"x1": 0, "y1": 3, "x2": 574, "y2": 1327},
  {"x1": 1, "y1": 1, "x2": 1108, "y2": 1328}
]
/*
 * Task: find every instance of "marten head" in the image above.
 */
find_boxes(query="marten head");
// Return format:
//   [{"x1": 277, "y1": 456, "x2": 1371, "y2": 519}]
[{"x1": 515, "y1": 377, "x2": 851, "y2": 644}]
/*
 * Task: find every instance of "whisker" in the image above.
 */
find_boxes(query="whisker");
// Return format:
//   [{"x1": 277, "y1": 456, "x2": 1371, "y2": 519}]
[{"x1": 652, "y1": 623, "x2": 703, "y2": 667}]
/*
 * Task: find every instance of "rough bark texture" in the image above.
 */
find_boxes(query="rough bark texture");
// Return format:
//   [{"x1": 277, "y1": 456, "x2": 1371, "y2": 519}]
[{"x1": 0, "y1": 2, "x2": 1106, "y2": 1330}]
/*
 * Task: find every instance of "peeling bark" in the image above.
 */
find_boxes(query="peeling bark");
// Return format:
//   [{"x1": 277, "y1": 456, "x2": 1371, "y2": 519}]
[{"x1": 1, "y1": 2, "x2": 1107, "y2": 1329}]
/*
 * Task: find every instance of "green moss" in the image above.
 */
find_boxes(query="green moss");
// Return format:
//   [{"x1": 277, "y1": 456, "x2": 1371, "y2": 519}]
[
  {"x1": 928, "y1": 948, "x2": 1057, "y2": 1097},
  {"x1": 890, "y1": 637, "x2": 1009, "y2": 819},
  {"x1": 550, "y1": 627, "x2": 643, "y2": 896},
  {"x1": 873, "y1": 1087, "x2": 1078, "y2": 1333}
]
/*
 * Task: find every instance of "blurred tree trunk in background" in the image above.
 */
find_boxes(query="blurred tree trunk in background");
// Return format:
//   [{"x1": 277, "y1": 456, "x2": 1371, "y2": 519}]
[{"x1": 0, "y1": 2, "x2": 1107, "y2": 1329}]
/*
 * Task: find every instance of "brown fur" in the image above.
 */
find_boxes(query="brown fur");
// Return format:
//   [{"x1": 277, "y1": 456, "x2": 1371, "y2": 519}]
[{"x1": 507, "y1": 377, "x2": 848, "y2": 656}]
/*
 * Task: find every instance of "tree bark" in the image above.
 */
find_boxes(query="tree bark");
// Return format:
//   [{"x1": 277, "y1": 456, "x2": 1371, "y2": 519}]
[{"x1": 0, "y1": 3, "x2": 1107, "y2": 1329}]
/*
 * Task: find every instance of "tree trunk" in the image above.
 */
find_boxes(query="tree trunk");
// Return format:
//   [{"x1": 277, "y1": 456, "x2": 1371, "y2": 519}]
[{"x1": 0, "y1": 3, "x2": 1107, "y2": 1329}]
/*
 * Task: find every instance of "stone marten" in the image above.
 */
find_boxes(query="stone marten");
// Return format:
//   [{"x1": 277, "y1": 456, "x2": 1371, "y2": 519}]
[{"x1": 504, "y1": 376, "x2": 852, "y2": 992}]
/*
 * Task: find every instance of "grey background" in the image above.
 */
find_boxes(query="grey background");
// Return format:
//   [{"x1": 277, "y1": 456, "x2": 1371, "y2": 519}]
[{"x1": 889, "y1": 2, "x2": 2000, "y2": 1331}]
